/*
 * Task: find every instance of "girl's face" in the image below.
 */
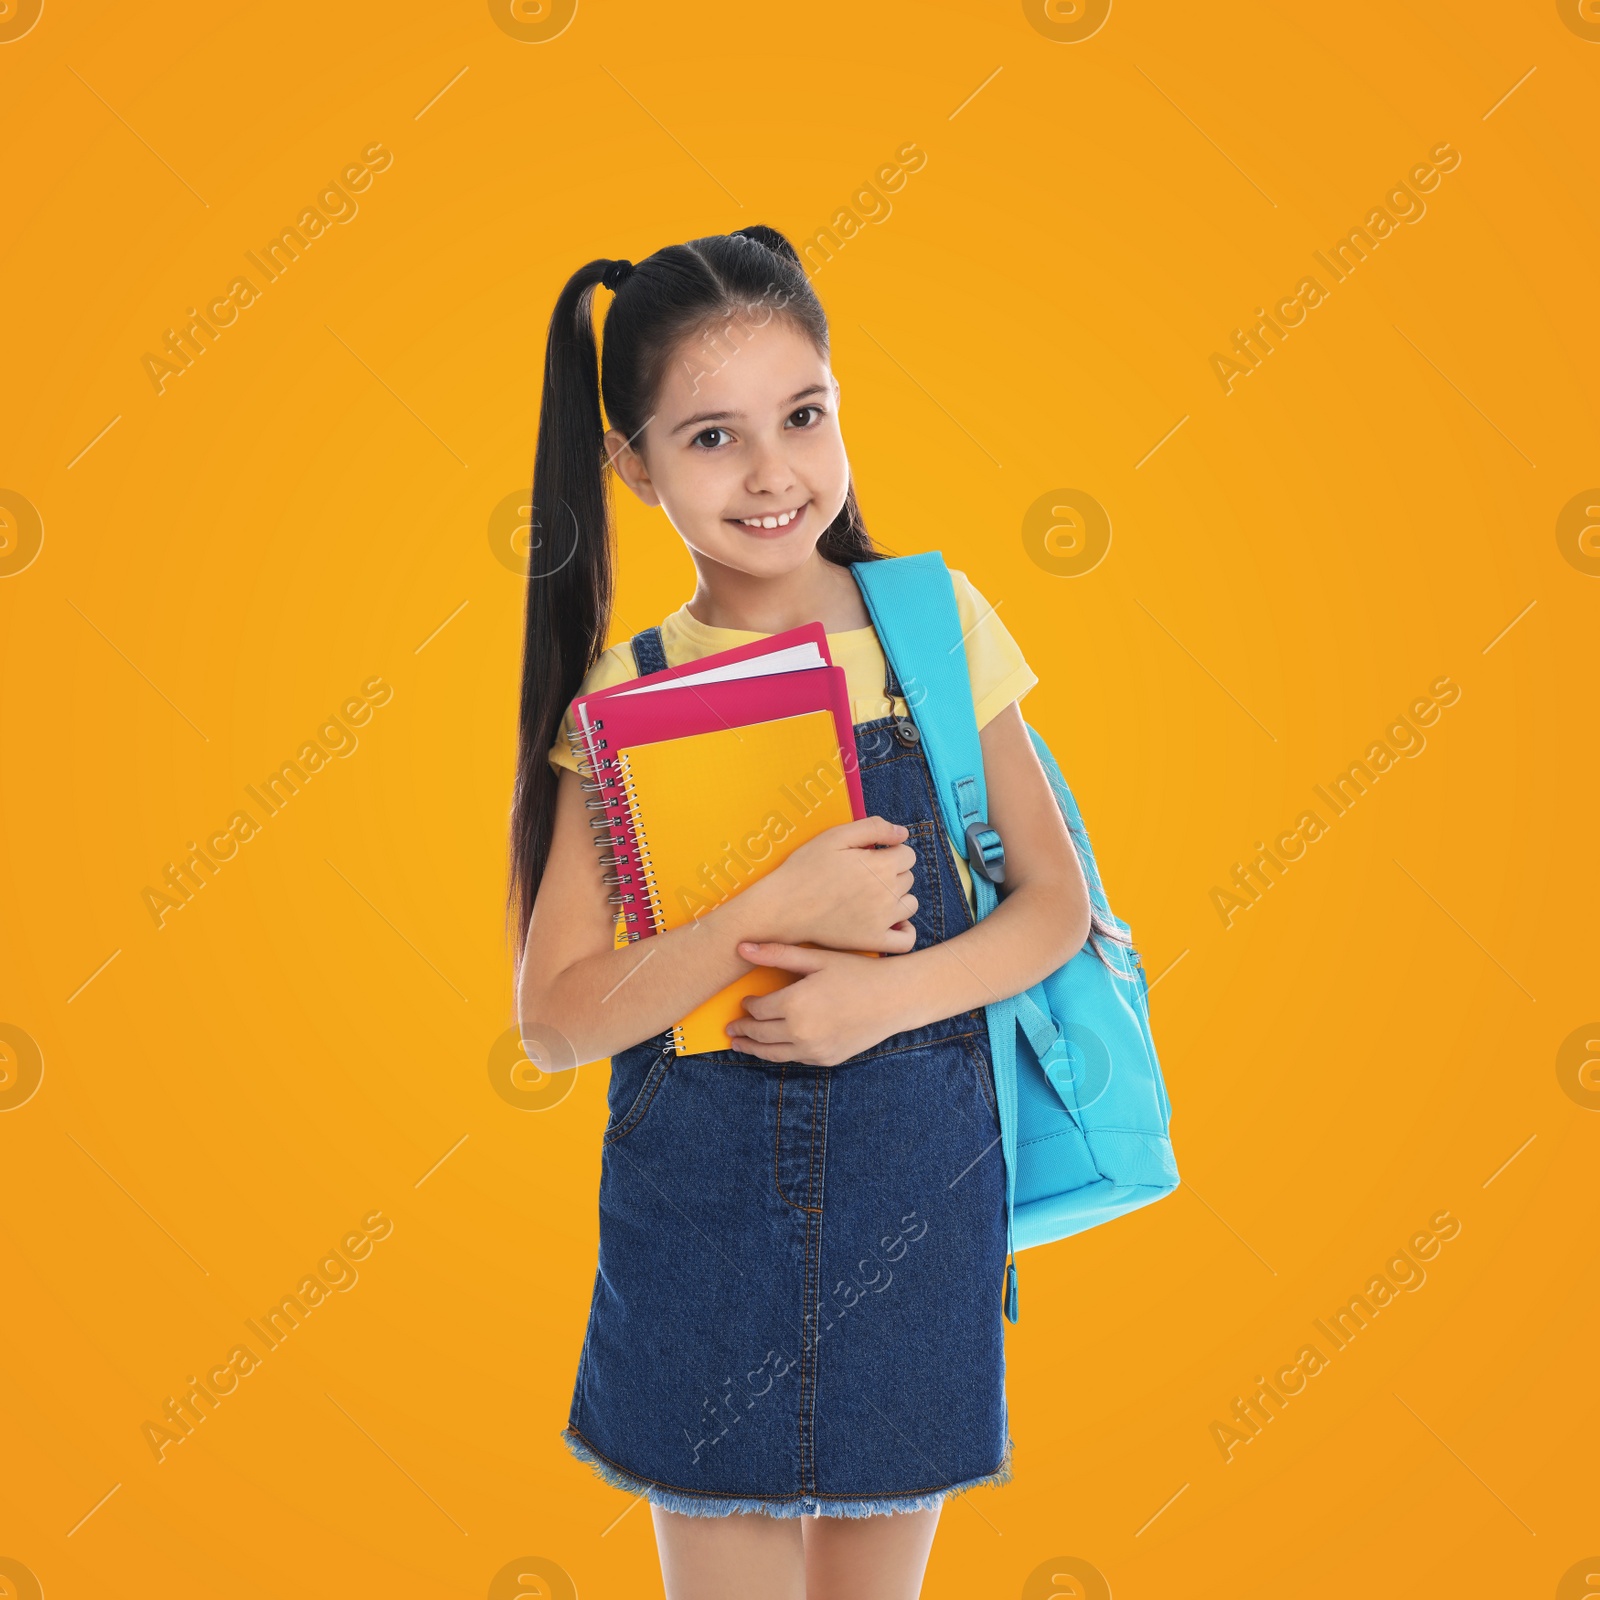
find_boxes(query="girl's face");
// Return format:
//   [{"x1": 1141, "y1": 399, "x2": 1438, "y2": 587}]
[{"x1": 606, "y1": 316, "x2": 850, "y2": 578}]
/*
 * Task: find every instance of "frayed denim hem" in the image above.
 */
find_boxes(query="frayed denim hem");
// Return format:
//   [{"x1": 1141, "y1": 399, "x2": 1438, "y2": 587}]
[{"x1": 561, "y1": 1424, "x2": 1015, "y2": 1520}]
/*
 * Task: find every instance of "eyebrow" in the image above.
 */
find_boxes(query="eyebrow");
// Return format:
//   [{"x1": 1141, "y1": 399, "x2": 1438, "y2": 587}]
[{"x1": 667, "y1": 385, "x2": 830, "y2": 437}]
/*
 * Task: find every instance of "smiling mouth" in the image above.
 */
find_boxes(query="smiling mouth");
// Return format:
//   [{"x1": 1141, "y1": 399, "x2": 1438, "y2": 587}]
[{"x1": 729, "y1": 501, "x2": 808, "y2": 532}]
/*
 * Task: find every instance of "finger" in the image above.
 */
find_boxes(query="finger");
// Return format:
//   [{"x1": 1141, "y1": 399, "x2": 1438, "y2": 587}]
[
  {"x1": 866, "y1": 917, "x2": 916, "y2": 952},
  {"x1": 729, "y1": 1036, "x2": 797, "y2": 1062},
  {"x1": 736, "y1": 940, "x2": 827, "y2": 974},
  {"x1": 727, "y1": 1017, "x2": 793, "y2": 1044},
  {"x1": 859, "y1": 895, "x2": 916, "y2": 942},
  {"x1": 740, "y1": 991, "x2": 783, "y2": 1021},
  {"x1": 863, "y1": 851, "x2": 916, "y2": 895},
  {"x1": 860, "y1": 919, "x2": 915, "y2": 953},
  {"x1": 881, "y1": 842, "x2": 918, "y2": 873},
  {"x1": 737, "y1": 986, "x2": 791, "y2": 1020},
  {"x1": 831, "y1": 816, "x2": 910, "y2": 850}
]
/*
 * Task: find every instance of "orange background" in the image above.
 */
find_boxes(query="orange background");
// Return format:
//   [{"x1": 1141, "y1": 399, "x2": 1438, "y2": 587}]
[{"x1": 2, "y1": 1, "x2": 1597, "y2": 1595}]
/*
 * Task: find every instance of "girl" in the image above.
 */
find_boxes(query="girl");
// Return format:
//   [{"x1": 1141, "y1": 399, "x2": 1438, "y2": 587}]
[{"x1": 510, "y1": 225, "x2": 1093, "y2": 1600}]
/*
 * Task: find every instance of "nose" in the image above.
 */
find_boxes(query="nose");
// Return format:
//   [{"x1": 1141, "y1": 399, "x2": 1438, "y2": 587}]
[{"x1": 744, "y1": 433, "x2": 798, "y2": 499}]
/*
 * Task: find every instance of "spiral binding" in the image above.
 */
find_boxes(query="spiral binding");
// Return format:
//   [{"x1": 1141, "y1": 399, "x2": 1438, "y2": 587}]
[
  {"x1": 566, "y1": 719, "x2": 642, "y2": 935},
  {"x1": 613, "y1": 748, "x2": 686, "y2": 1050},
  {"x1": 611, "y1": 748, "x2": 659, "y2": 908}
]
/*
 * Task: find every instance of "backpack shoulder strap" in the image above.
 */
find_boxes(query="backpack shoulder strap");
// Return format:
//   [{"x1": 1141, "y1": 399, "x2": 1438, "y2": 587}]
[
  {"x1": 848, "y1": 553, "x2": 1004, "y2": 889},
  {"x1": 852, "y1": 551, "x2": 1068, "y2": 1326}
]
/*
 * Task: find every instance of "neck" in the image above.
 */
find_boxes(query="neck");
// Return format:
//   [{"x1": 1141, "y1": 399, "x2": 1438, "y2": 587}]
[{"x1": 683, "y1": 548, "x2": 871, "y2": 633}]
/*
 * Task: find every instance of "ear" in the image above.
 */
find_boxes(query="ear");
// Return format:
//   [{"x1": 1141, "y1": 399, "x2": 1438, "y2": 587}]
[{"x1": 605, "y1": 427, "x2": 662, "y2": 508}]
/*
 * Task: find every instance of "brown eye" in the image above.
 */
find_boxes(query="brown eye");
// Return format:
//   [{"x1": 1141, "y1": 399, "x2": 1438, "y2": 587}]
[{"x1": 692, "y1": 428, "x2": 729, "y2": 450}]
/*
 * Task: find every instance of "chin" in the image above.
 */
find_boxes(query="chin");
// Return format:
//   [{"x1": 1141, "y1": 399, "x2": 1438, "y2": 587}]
[{"x1": 698, "y1": 532, "x2": 824, "y2": 577}]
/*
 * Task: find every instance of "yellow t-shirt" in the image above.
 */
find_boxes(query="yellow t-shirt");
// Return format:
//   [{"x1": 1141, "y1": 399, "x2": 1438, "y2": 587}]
[{"x1": 546, "y1": 567, "x2": 1037, "y2": 917}]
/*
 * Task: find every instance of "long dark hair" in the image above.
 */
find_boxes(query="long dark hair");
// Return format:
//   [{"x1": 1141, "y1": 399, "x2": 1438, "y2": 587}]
[{"x1": 507, "y1": 225, "x2": 882, "y2": 969}]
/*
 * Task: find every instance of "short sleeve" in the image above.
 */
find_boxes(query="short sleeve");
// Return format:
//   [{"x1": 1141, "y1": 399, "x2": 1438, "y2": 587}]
[
  {"x1": 545, "y1": 645, "x2": 638, "y2": 775},
  {"x1": 949, "y1": 568, "x2": 1038, "y2": 730}
]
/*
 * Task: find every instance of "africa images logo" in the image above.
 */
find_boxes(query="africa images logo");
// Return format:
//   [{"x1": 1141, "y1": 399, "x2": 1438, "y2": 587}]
[{"x1": 1209, "y1": 143, "x2": 1462, "y2": 393}]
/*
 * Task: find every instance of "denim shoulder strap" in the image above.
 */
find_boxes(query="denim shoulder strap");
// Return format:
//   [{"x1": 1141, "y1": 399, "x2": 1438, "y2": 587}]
[{"x1": 629, "y1": 626, "x2": 668, "y2": 676}]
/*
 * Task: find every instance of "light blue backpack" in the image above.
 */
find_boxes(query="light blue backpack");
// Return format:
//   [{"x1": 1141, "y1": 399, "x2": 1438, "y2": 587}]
[{"x1": 851, "y1": 552, "x2": 1178, "y2": 1324}]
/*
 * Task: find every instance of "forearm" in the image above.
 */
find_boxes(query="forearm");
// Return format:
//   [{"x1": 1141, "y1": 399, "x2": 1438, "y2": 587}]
[
  {"x1": 519, "y1": 881, "x2": 788, "y2": 1066},
  {"x1": 879, "y1": 877, "x2": 1089, "y2": 1038}
]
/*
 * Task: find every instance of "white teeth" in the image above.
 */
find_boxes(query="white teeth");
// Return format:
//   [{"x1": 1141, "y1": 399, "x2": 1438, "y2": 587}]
[{"x1": 739, "y1": 505, "x2": 802, "y2": 528}]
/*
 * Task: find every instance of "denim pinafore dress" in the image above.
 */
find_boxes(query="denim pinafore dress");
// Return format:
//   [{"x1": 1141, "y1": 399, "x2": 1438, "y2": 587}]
[{"x1": 562, "y1": 617, "x2": 1013, "y2": 1520}]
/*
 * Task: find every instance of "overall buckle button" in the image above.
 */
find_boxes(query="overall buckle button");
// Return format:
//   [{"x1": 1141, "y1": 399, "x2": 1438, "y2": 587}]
[{"x1": 891, "y1": 716, "x2": 920, "y2": 746}]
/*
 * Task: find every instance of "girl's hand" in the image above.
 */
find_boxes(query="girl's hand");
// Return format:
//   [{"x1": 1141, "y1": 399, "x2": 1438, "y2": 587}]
[
  {"x1": 749, "y1": 816, "x2": 919, "y2": 954},
  {"x1": 726, "y1": 942, "x2": 908, "y2": 1065}
]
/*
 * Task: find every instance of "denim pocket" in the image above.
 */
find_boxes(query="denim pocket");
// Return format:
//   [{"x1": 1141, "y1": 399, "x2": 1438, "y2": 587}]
[
  {"x1": 898, "y1": 816, "x2": 945, "y2": 949},
  {"x1": 603, "y1": 1047, "x2": 674, "y2": 1144}
]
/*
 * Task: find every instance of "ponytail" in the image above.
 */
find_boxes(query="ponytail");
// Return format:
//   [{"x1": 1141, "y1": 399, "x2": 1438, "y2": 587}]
[{"x1": 507, "y1": 258, "x2": 617, "y2": 971}]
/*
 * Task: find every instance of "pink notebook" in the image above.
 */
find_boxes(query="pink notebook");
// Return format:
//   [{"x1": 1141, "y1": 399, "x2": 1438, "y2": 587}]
[{"x1": 567, "y1": 624, "x2": 865, "y2": 942}]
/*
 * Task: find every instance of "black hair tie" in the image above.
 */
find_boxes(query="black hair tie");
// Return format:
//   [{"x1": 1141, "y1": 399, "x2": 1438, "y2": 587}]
[{"x1": 601, "y1": 258, "x2": 634, "y2": 291}]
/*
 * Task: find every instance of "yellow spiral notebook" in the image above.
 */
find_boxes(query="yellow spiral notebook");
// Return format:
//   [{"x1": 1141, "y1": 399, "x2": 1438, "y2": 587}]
[{"x1": 614, "y1": 709, "x2": 877, "y2": 1056}]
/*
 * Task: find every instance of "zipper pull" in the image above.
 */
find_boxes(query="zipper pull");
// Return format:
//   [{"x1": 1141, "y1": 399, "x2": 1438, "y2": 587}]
[{"x1": 1004, "y1": 1258, "x2": 1019, "y2": 1323}]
